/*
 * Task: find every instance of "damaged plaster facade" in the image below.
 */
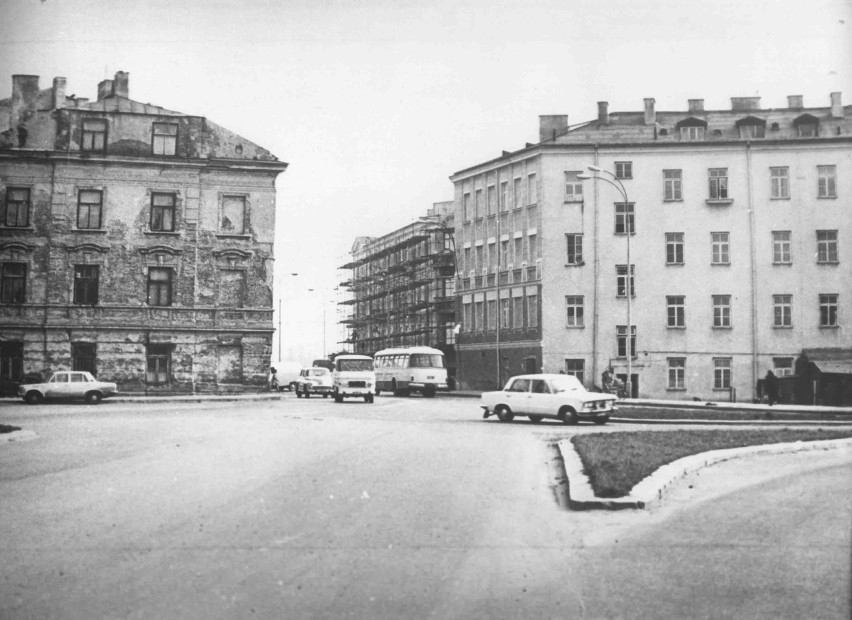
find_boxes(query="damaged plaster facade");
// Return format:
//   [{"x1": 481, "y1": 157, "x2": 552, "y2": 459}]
[{"x1": 0, "y1": 72, "x2": 287, "y2": 394}]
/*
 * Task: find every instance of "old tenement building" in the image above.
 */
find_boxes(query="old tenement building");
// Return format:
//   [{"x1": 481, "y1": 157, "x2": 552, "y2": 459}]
[
  {"x1": 451, "y1": 93, "x2": 850, "y2": 403},
  {"x1": 0, "y1": 72, "x2": 287, "y2": 394}
]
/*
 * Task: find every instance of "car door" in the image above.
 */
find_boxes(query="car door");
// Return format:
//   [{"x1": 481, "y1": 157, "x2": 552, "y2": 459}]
[
  {"x1": 45, "y1": 372, "x2": 69, "y2": 398},
  {"x1": 504, "y1": 378, "x2": 532, "y2": 414},
  {"x1": 529, "y1": 379, "x2": 553, "y2": 415}
]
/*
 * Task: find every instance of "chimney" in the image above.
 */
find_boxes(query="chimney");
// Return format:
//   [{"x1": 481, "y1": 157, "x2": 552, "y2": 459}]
[
  {"x1": 97, "y1": 79, "x2": 114, "y2": 101},
  {"x1": 538, "y1": 115, "x2": 568, "y2": 142},
  {"x1": 597, "y1": 101, "x2": 609, "y2": 125},
  {"x1": 52, "y1": 77, "x2": 66, "y2": 109},
  {"x1": 688, "y1": 99, "x2": 704, "y2": 113},
  {"x1": 643, "y1": 98, "x2": 656, "y2": 125},
  {"x1": 787, "y1": 95, "x2": 804, "y2": 109},
  {"x1": 10, "y1": 75, "x2": 40, "y2": 130},
  {"x1": 112, "y1": 71, "x2": 129, "y2": 98},
  {"x1": 731, "y1": 97, "x2": 761, "y2": 111},
  {"x1": 831, "y1": 92, "x2": 843, "y2": 118}
]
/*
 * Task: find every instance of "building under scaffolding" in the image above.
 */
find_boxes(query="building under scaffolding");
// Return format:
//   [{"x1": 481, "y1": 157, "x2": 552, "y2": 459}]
[{"x1": 339, "y1": 202, "x2": 457, "y2": 384}]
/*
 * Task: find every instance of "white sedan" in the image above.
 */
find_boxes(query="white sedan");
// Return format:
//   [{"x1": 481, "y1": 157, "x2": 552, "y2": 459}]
[
  {"x1": 480, "y1": 374, "x2": 616, "y2": 425},
  {"x1": 17, "y1": 371, "x2": 118, "y2": 404}
]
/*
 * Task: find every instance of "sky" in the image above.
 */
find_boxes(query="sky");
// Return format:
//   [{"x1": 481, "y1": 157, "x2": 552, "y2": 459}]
[{"x1": 2, "y1": 0, "x2": 851, "y2": 363}]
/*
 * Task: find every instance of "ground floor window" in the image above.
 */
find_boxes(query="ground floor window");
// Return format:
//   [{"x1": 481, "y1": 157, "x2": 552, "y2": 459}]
[
  {"x1": 0, "y1": 342, "x2": 23, "y2": 382},
  {"x1": 72, "y1": 342, "x2": 97, "y2": 376},
  {"x1": 773, "y1": 357, "x2": 794, "y2": 377},
  {"x1": 146, "y1": 344, "x2": 171, "y2": 384},
  {"x1": 713, "y1": 357, "x2": 732, "y2": 389},
  {"x1": 668, "y1": 357, "x2": 685, "y2": 389},
  {"x1": 563, "y1": 359, "x2": 584, "y2": 383}
]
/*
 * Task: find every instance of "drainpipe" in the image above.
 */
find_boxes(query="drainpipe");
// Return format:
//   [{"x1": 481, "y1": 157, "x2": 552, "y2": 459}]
[
  {"x1": 495, "y1": 174, "x2": 502, "y2": 389},
  {"x1": 591, "y1": 146, "x2": 600, "y2": 388},
  {"x1": 746, "y1": 142, "x2": 758, "y2": 401}
]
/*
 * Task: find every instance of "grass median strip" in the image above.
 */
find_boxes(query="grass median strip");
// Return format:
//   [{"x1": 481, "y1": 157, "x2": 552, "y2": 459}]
[{"x1": 572, "y1": 428, "x2": 852, "y2": 498}]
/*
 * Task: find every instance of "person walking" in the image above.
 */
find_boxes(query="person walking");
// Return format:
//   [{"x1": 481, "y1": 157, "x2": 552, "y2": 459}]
[{"x1": 765, "y1": 370, "x2": 779, "y2": 406}]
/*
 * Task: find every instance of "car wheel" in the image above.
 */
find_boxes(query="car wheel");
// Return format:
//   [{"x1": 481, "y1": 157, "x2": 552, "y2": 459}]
[
  {"x1": 304, "y1": 388, "x2": 310, "y2": 399},
  {"x1": 559, "y1": 406, "x2": 578, "y2": 425},
  {"x1": 528, "y1": 415, "x2": 542, "y2": 423},
  {"x1": 24, "y1": 391, "x2": 43, "y2": 405},
  {"x1": 364, "y1": 394, "x2": 373, "y2": 403},
  {"x1": 495, "y1": 405, "x2": 514, "y2": 423},
  {"x1": 323, "y1": 393, "x2": 329, "y2": 398},
  {"x1": 593, "y1": 416, "x2": 609, "y2": 425},
  {"x1": 423, "y1": 385, "x2": 436, "y2": 398},
  {"x1": 85, "y1": 391, "x2": 103, "y2": 405},
  {"x1": 296, "y1": 389, "x2": 303, "y2": 398},
  {"x1": 334, "y1": 393, "x2": 343, "y2": 403}
]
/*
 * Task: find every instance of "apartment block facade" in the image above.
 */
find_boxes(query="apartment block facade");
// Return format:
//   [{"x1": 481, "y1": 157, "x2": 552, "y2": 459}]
[
  {"x1": 341, "y1": 202, "x2": 457, "y2": 382},
  {"x1": 451, "y1": 93, "x2": 851, "y2": 403},
  {"x1": 0, "y1": 72, "x2": 287, "y2": 394}
]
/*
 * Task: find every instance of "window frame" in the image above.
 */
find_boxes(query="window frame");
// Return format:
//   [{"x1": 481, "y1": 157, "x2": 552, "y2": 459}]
[
  {"x1": 565, "y1": 295, "x2": 584, "y2": 327},
  {"x1": 150, "y1": 192, "x2": 177, "y2": 233},
  {"x1": 667, "y1": 295, "x2": 685, "y2": 328},
  {"x1": 616, "y1": 325, "x2": 637, "y2": 359},
  {"x1": 152, "y1": 122, "x2": 178, "y2": 156},
  {"x1": 566, "y1": 233, "x2": 583, "y2": 265},
  {"x1": 146, "y1": 344, "x2": 171, "y2": 385},
  {"x1": 564, "y1": 171, "x2": 584, "y2": 203},
  {"x1": 614, "y1": 202, "x2": 635, "y2": 235},
  {"x1": 564, "y1": 359, "x2": 585, "y2": 384},
  {"x1": 73, "y1": 264, "x2": 100, "y2": 305},
  {"x1": 667, "y1": 357, "x2": 686, "y2": 390},
  {"x1": 770, "y1": 167, "x2": 790, "y2": 199},
  {"x1": 772, "y1": 231, "x2": 792, "y2": 264},
  {"x1": 665, "y1": 232, "x2": 684, "y2": 265},
  {"x1": 615, "y1": 161, "x2": 633, "y2": 180},
  {"x1": 713, "y1": 358, "x2": 732, "y2": 390},
  {"x1": 616, "y1": 264, "x2": 635, "y2": 297},
  {"x1": 773, "y1": 294, "x2": 792, "y2": 328},
  {"x1": 147, "y1": 267, "x2": 173, "y2": 307},
  {"x1": 220, "y1": 194, "x2": 247, "y2": 235},
  {"x1": 817, "y1": 165, "x2": 837, "y2": 198},
  {"x1": 663, "y1": 169, "x2": 682, "y2": 201},
  {"x1": 711, "y1": 232, "x2": 730, "y2": 265},
  {"x1": 708, "y1": 168, "x2": 729, "y2": 200},
  {"x1": 0, "y1": 262, "x2": 26, "y2": 304},
  {"x1": 76, "y1": 189, "x2": 103, "y2": 230},
  {"x1": 81, "y1": 118, "x2": 107, "y2": 152},
  {"x1": 819, "y1": 294, "x2": 838, "y2": 327},
  {"x1": 3, "y1": 187, "x2": 30, "y2": 228},
  {"x1": 712, "y1": 294, "x2": 732, "y2": 328},
  {"x1": 816, "y1": 230, "x2": 838, "y2": 264}
]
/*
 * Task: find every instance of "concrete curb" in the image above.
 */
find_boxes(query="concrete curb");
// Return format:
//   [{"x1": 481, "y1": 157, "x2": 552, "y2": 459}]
[{"x1": 557, "y1": 436, "x2": 852, "y2": 511}]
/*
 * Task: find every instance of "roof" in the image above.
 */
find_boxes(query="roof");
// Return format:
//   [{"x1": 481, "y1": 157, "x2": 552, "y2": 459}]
[{"x1": 812, "y1": 360, "x2": 852, "y2": 375}]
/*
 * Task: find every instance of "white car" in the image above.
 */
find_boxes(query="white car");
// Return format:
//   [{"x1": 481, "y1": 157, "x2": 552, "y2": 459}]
[
  {"x1": 17, "y1": 371, "x2": 118, "y2": 405},
  {"x1": 480, "y1": 374, "x2": 616, "y2": 425},
  {"x1": 295, "y1": 367, "x2": 334, "y2": 398}
]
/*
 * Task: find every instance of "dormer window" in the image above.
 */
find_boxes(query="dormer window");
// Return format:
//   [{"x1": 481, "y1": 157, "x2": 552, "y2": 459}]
[
  {"x1": 152, "y1": 123, "x2": 178, "y2": 156},
  {"x1": 736, "y1": 116, "x2": 766, "y2": 139},
  {"x1": 793, "y1": 113, "x2": 820, "y2": 137},
  {"x1": 81, "y1": 119, "x2": 107, "y2": 152},
  {"x1": 676, "y1": 117, "x2": 708, "y2": 141}
]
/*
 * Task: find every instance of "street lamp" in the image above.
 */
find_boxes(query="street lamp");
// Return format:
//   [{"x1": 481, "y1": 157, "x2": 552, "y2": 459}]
[
  {"x1": 578, "y1": 166, "x2": 633, "y2": 398},
  {"x1": 307, "y1": 287, "x2": 338, "y2": 359}
]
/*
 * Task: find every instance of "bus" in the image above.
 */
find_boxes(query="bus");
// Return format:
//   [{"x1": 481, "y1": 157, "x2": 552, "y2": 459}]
[{"x1": 373, "y1": 346, "x2": 448, "y2": 398}]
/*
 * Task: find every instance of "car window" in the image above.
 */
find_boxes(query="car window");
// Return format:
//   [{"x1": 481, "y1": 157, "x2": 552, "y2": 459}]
[
  {"x1": 70, "y1": 373, "x2": 85, "y2": 382},
  {"x1": 531, "y1": 379, "x2": 549, "y2": 394},
  {"x1": 508, "y1": 379, "x2": 529, "y2": 392},
  {"x1": 52, "y1": 373, "x2": 68, "y2": 383}
]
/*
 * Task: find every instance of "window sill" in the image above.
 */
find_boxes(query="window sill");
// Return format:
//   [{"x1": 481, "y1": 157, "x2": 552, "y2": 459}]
[
  {"x1": 819, "y1": 325, "x2": 840, "y2": 329},
  {"x1": 144, "y1": 230, "x2": 180, "y2": 236},
  {"x1": 817, "y1": 196, "x2": 837, "y2": 200},
  {"x1": 706, "y1": 199, "x2": 733, "y2": 206},
  {"x1": 666, "y1": 262, "x2": 684, "y2": 267},
  {"x1": 0, "y1": 226, "x2": 34, "y2": 232},
  {"x1": 711, "y1": 262, "x2": 731, "y2": 267},
  {"x1": 712, "y1": 326, "x2": 733, "y2": 330},
  {"x1": 666, "y1": 387, "x2": 687, "y2": 392},
  {"x1": 564, "y1": 262, "x2": 585, "y2": 267},
  {"x1": 772, "y1": 262, "x2": 793, "y2": 266},
  {"x1": 663, "y1": 199, "x2": 683, "y2": 203},
  {"x1": 564, "y1": 198, "x2": 584, "y2": 204},
  {"x1": 72, "y1": 228, "x2": 107, "y2": 234},
  {"x1": 216, "y1": 233, "x2": 250, "y2": 239},
  {"x1": 817, "y1": 261, "x2": 839, "y2": 266},
  {"x1": 772, "y1": 325, "x2": 793, "y2": 329},
  {"x1": 565, "y1": 325, "x2": 585, "y2": 329},
  {"x1": 770, "y1": 197, "x2": 790, "y2": 201},
  {"x1": 667, "y1": 326, "x2": 686, "y2": 330}
]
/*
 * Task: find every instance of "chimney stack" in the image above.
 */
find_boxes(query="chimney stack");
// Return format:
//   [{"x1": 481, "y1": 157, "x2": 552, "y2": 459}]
[
  {"x1": 831, "y1": 92, "x2": 844, "y2": 118},
  {"x1": 731, "y1": 97, "x2": 761, "y2": 111},
  {"x1": 52, "y1": 77, "x2": 66, "y2": 109},
  {"x1": 688, "y1": 99, "x2": 704, "y2": 113},
  {"x1": 112, "y1": 71, "x2": 129, "y2": 98},
  {"x1": 597, "y1": 101, "x2": 609, "y2": 125},
  {"x1": 787, "y1": 95, "x2": 804, "y2": 109},
  {"x1": 539, "y1": 115, "x2": 568, "y2": 142},
  {"x1": 10, "y1": 74, "x2": 40, "y2": 131},
  {"x1": 97, "y1": 79, "x2": 114, "y2": 101},
  {"x1": 643, "y1": 98, "x2": 656, "y2": 125}
]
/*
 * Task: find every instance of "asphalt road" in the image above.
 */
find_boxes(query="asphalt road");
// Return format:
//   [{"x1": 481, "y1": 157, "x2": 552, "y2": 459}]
[{"x1": 1, "y1": 395, "x2": 850, "y2": 619}]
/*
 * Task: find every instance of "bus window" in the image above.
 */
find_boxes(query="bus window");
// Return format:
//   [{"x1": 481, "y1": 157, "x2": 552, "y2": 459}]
[
  {"x1": 401, "y1": 355, "x2": 410, "y2": 368},
  {"x1": 410, "y1": 354, "x2": 444, "y2": 368}
]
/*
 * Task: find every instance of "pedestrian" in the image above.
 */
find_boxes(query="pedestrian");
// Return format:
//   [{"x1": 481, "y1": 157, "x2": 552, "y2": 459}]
[
  {"x1": 765, "y1": 370, "x2": 779, "y2": 406},
  {"x1": 602, "y1": 367, "x2": 614, "y2": 393},
  {"x1": 269, "y1": 367, "x2": 279, "y2": 392}
]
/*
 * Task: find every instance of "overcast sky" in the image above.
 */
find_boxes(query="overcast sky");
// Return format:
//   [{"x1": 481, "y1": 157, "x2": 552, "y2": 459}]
[{"x1": 2, "y1": 0, "x2": 850, "y2": 362}]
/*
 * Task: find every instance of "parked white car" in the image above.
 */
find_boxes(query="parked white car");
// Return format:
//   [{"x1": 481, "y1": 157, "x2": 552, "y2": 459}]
[
  {"x1": 295, "y1": 367, "x2": 334, "y2": 398},
  {"x1": 17, "y1": 371, "x2": 118, "y2": 405},
  {"x1": 480, "y1": 374, "x2": 616, "y2": 425}
]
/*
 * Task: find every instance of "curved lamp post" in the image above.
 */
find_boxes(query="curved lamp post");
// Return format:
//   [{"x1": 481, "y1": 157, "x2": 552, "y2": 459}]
[{"x1": 578, "y1": 166, "x2": 633, "y2": 398}]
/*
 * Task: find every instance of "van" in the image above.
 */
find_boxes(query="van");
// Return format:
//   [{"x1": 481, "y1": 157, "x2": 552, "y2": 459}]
[{"x1": 332, "y1": 354, "x2": 375, "y2": 403}]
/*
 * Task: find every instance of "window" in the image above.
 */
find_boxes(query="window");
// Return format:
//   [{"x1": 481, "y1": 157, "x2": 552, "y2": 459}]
[
  {"x1": 564, "y1": 359, "x2": 585, "y2": 383},
  {"x1": 221, "y1": 195, "x2": 246, "y2": 234},
  {"x1": 712, "y1": 294, "x2": 731, "y2": 328},
  {"x1": 462, "y1": 302, "x2": 471, "y2": 331},
  {"x1": 816, "y1": 230, "x2": 838, "y2": 263},
  {"x1": 668, "y1": 358, "x2": 685, "y2": 389},
  {"x1": 474, "y1": 300, "x2": 484, "y2": 331},
  {"x1": 513, "y1": 178, "x2": 524, "y2": 209},
  {"x1": 514, "y1": 238, "x2": 523, "y2": 265},
  {"x1": 487, "y1": 185, "x2": 496, "y2": 216},
  {"x1": 774, "y1": 357, "x2": 794, "y2": 377},
  {"x1": 0, "y1": 342, "x2": 23, "y2": 384},
  {"x1": 770, "y1": 167, "x2": 789, "y2": 199},
  {"x1": 565, "y1": 295, "x2": 583, "y2": 327},
  {"x1": 0, "y1": 263, "x2": 26, "y2": 304},
  {"x1": 463, "y1": 193, "x2": 471, "y2": 221},
  {"x1": 146, "y1": 344, "x2": 171, "y2": 384},
  {"x1": 527, "y1": 173, "x2": 537, "y2": 205},
  {"x1": 772, "y1": 231, "x2": 792, "y2": 264},
  {"x1": 527, "y1": 293, "x2": 538, "y2": 328},
  {"x1": 615, "y1": 203, "x2": 635, "y2": 234},
  {"x1": 500, "y1": 181, "x2": 508, "y2": 212},
  {"x1": 817, "y1": 165, "x2": 837, "y2": 198},
  {"x1": 81, "y1": 119, "x2": 107, "y2": 152},
  {"x1": 3, "y1": 188, "x2": 30, "y2": 227},
  {"x1": 773, "y1": 294, "x2": 792, "y2": 327},
  {"x1": 680, "y1": 126, "x2": 705, "y2": 141},
  {"x1": 150, "y1": 193, "x2": 176, "y2": 232},
  {"x1": 667, "y1": 296, "x2": 685, "y2": 328},
  {"x1": 739, "y1": 123, "x2": 765, "y2": 139},
  {"x1": 615, "y1": 161, "x2": 632, "y2": 179},
  {"x1": 711, "y1": 232, "x2": 730, "y2": 265},
  {"x1": 73, "y1": 265, "x2": 99, "y2": 305},
  {"x1": 487, "y1": 299, "x2": 497, "y2": 330},
  {"x1": 475, "y1": 245, "x2": 484, "y2": 271},
  {"x1": 565, "y1": 172, "x2": 583, "y2": 202},
  {"x1": 152, "y1": 123, "x2": 178, "y2": 156},
  {"x1": 616, "y1": 325, "x2": 636, "y2": 358},
  {"x1": 72, "y1": 342, "x2": 96, "y2": 375},
  {"x1": 708, "y1": 168, "x2": 729, "y2": 200},
  {"x1": 566, "y1": 233, "x2": 583, "y2": 265},
  {"x1": 76, "y1": 190, "x2": 102, "y2": 229},
  {"x1": 819, "y1": 294, "x2": 838, "y2": 327},
  {"x1": 713, "y1": 358, "x2": 732, "y2": 389},
  {"x1": 512, "y1": 296, "x2": 524, "y2": 328},
  {"x1": 500, "y1": 240, "x2": 509, "y2": 269},
  {"x1": 797, "y1": 121, "x2": 818, "y2": 137},
  {"x1": 616, "y1": 265, "x2": 635, "y2": 297},
  {"x1": 664, "y1": 169, "x2": 682, "y2": 201},
  {"x1": 528, "y1": 235, "x2": 537, "y2": 262},
  {"x1": 500, "y1": 298, "x2": 510, "y2": 329},
  {"x1": 474, "y1": 189, "x2": 482, "y2": 219},
  {"x1": 147, "y1": 267, "x2": 172, "y2": 306},
  {"x1": 666, "y1": 233, "x2": 684, "y2": 264}
]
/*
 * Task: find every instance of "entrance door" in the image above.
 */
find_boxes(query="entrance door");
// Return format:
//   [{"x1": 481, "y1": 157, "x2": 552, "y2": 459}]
[
  {"x1": 616, "y1": 373, "x2": 639, "y2": 398},
  {"x1": 523, "y1": 357, "x2": 537, "y2": 374}
]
